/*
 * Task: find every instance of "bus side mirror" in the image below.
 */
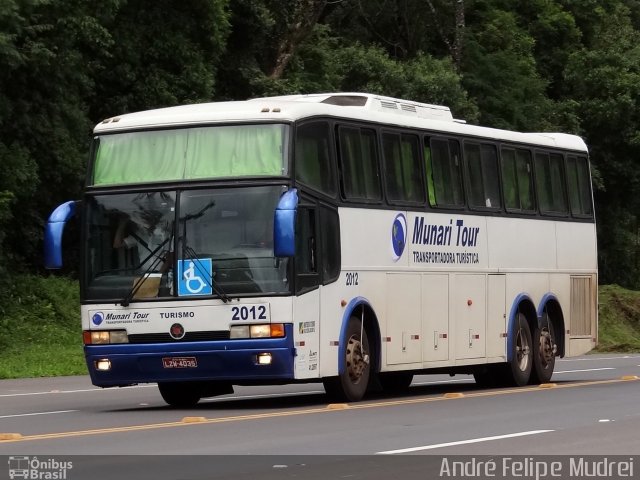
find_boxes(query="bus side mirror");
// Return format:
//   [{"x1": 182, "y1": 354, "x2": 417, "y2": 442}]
[
  {"x1": 44, "y1": 200, "x2": 78, "y2": 269},
  {"x1": 273, "y1": 188, "x2": 298, "y2": 257}
]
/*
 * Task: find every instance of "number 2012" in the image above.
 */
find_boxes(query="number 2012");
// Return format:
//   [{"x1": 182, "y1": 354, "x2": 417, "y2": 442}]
[
  {"x1": 231, "y1": 306, "x2": 267, "y2": 321},
  {"x1": 345, "y1": 272, "x2": 359, "y2": 286}
]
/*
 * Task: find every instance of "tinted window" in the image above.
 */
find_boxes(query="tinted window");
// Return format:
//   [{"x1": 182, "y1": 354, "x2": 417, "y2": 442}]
[
  {"x1": 339, "y1": 127, "x2": 381, "y2": 201},
  {"x1": 382, "y1": 132, "x2": 425, "y2": 204},
  {"x1": 425, "y1": 137, "x2": 464, "y2": 207},
  {"x1": 501, "y1": 148, "x2": 535, "y2": 212},
  {"x1": 319, "y1": 206, "x2": 340, "y2": 283},
  {"x1": 464, "y1": 142, "x2": 501, "y2": 209},
  {"x1": 535, "y1": 152, "x2": 568, "y2": 214},
  {"x1": 567, "y1": 155, "x2": 593, "y2": 216},
  {"x1": 295, "y1": 122, "x2": 336, "y2": 196}
]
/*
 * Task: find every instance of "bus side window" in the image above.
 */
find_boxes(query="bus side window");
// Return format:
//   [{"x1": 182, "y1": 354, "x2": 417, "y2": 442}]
[
  {"x1": 501, "y1": 147, "x2": 536, "y2": 213},
  {"x1": 515, "y1": 149, "x2": 535, "y2": 211},
  {"x1": 338, "y1": 127, "x2": 382, "y2": 201},
  {"x1": 295, "y1": 122, "x2": 336, "y2": 196},
  {"x1": 464, "y1": 141, "x2": 501, "y2": 209},
  {"x1": 427, "y1": 137, "x2": 464, "y2": 207},
  {"x1": 535, "y1": 152, "x2": 568, "y2": 214},
  {"x1": 566, "y1": 155, "x2": 593, "y2": 216},
  {"x1": 501, "y1": 148, "x2": 519, "y2": 209},
  {"x1": 295, "y1": 206, "x2": 319, "y2": 293},
  {"x1": 382, "y1": 132, "x2": 424, "y2": 204},
  {"x1": 424, "y1": 143, "x2": 436, "y2": 206},
  {"x1": 319, "y1": 206, "x2": 340, "y2": 284}
]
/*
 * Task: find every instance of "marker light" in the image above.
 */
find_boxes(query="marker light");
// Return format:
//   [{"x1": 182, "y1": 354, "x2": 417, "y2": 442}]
[
  {"x1": 95, "y1": 359, "x2": 111, "y2": 371},
  {"x1": 257, "y1": 353, "x2": 272, "y2": 365},
  {"x1": 229, "y1": 323, "x2": 286, "y2": 339}
]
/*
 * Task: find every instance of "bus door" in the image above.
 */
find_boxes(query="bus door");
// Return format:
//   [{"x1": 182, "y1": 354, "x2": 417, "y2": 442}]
[{"x1": 293, "y1": 204, "x2": 321, "y2": 379}]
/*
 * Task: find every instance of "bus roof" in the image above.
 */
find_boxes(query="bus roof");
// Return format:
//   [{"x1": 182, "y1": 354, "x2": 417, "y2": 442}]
[{"x1": 94, "y1": 93, "x2": 588, "y2": 152}]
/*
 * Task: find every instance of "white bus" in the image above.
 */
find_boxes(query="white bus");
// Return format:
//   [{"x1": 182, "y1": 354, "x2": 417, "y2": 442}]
[{"x1": 45, "y1": 93, "x2": 597, "y2": 406}]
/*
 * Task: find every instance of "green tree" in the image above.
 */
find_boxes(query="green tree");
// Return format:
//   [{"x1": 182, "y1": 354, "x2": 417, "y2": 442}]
[{"x1": 564, "y1": 2, "x2": 640, "y2": 287}]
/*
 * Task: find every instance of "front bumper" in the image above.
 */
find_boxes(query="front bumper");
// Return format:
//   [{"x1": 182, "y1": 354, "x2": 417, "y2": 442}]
[{"x1": 85, "y1": 324, "x2": 295, "y2": 386}]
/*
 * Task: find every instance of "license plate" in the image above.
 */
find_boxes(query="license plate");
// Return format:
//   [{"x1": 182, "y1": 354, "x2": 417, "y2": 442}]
[{"x1": 162, "y1": 357, "x2": 197, "y2": 368}]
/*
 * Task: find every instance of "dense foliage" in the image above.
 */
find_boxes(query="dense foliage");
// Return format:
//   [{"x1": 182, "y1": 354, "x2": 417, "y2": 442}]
[{"x1": 0, "y1": 0, "x2": 639, "y2": 294}]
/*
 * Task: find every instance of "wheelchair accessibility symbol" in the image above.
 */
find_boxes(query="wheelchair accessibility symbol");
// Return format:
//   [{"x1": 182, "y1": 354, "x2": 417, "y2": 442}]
[{"x1": 177, "y1": 259, "x2": 212, "y2": 296}]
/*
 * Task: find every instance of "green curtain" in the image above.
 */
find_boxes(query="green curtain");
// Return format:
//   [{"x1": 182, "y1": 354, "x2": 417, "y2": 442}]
[{"x1": 93, "y1": 125, "x2": 285, "y2": 185}]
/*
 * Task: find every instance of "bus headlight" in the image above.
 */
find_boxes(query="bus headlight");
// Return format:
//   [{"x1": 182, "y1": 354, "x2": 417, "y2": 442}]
[
  {"x1": 229, "y1": 324, "x2": 285, "y2": 339},
  {"x1": 83, "y1": 330, "x2": 129, "y2": 345}
]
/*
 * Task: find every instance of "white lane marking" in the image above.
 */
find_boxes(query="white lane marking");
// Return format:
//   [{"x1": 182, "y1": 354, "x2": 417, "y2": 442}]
[
  {"x1": 558, "y1": 356, "x2": 640, "y2": 362},
  {"x1": 0, "y1": 410, "x2": 77, "y2": 419},
  {"x1": 412, "y1": 379, "x2": 472, "y2": 386},
  {"x1": 201, "y1": 390, "x2": 325, "y2": 403},
  {"x1": 0, "y1": 384, "x2": 155, "y2": 398},
  {"x1": 378, "y1": 430, "x2": 554, "y2": 455},
  {"x1": 553, "y1": 367, "x2": 615, "y2": 374}
]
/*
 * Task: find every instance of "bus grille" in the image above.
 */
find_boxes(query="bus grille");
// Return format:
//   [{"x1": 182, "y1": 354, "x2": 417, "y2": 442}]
[{"x1": 127, "y1": 331, "x2": 230, "y2": 343}]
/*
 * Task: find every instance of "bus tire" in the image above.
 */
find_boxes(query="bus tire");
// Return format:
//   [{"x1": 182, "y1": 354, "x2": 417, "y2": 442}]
[
  {"x1": 503, "y1": 313, "x2": 533, "y2": 386},
  {"x1": 158, "y1": 381, "x2": 202, "y2": 407},
  {"x1": 323, "y1": 316, "x2": 371, "y2": 402},
  {"x1": 379, "y1": 372, "x2": 414, "y2": 393},
  {"x1": 530, "y1": 313, "x2": 556, "y2": 384}
]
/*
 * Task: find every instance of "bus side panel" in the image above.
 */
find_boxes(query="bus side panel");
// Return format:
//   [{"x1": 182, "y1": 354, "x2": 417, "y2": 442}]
[
  {"x1": 292, "y1": 289, "x2": 321, "y2": 379},
  {"x1": 422, "y1": 274, "x2": 450, "y2": 364}
]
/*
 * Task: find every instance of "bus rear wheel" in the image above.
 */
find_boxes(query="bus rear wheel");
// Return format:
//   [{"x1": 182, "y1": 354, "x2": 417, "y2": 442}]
[
  {"x1": 323, "y1": 316, "x2": 371, "y2": 402},
  {"x1": 502, "y1": 313, "x2": 533, "y2": 386},
  {"x1": 530, "y1": 313, "x2": 556, "y2": 384},
  {"x1": 158, "y1": 382, "x2": 202, "y2": 407}
]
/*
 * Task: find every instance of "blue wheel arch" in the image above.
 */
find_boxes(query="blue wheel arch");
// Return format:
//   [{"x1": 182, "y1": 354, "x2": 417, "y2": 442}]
[
  {"x1": 506, "y1": 293, "x2": 537, "y2": 362},
  {"x1": 537, "y1": 293, "x2": 566, "y2": 358},
  {"x1": 338, "y1": 297, "x2": 381, "y2": 375}
]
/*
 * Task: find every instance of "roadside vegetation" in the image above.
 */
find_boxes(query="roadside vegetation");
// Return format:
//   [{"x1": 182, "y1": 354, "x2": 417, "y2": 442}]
[
  {"x1": 0, "y1": 276, "x2": 637, "y2": 379},
  {"x1": 597, "y1": 284, "x2": 640, "y2": 352},
  {"x1": 0, "y1": 275, "x2": 85, "y2": 379}
]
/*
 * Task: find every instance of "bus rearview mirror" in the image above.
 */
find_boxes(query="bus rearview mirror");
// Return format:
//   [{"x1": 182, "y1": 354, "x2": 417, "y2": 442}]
[{"x1": 273, "y1": 189, "x2": 298, "y2": 257}]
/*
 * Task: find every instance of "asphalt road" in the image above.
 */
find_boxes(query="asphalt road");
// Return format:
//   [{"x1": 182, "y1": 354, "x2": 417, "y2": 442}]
[{"x1": 0, "y1": 354, "x2": 639, "y2": 479}]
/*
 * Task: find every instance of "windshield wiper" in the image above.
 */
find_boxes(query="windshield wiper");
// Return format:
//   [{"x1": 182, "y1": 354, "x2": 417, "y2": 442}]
[{"x1": 119, "y1": 236, "x2": 171, "y2": 307}]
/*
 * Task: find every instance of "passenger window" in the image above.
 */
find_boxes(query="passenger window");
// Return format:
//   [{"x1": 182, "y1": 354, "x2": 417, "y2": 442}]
[
  {"x1": 567, "y1": 155, "x2": 593, "y2": 216},
  {"x1": 382, "y1": 132, "x2": 425, "y2": 204},
  {"x1": 501, "y1": 147, "x2": 535, "y2": 212},
  {"x1": 464, "y1": 142, "x2": 501, "y2": 209},
  {"x1": 535, "y1": 152, "x2": 568, "y2": 214},
  {"x1": 338, "y1": 127, "x2": 382, "y2": 201},
  {"x1": 425, "y1": 137, "x2": 464, "y2": 207},
  {"x1": 295, "y1": 122, "x2": 336, "y2": 196}
]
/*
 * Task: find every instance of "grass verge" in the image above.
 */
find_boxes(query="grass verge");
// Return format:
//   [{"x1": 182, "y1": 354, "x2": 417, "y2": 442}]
[
  {"x1": 0, "y1": 274, "x2": 85, "y2": 379},
  {"x1": 596, "y1": 284, "x2": 640, "y2": 352}
]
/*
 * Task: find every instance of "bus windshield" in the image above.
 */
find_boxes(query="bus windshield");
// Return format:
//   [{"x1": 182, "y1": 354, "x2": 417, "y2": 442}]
[
  {"x1": 84, "y1": 186, "x2": 290, "y2": 301},
  {"x1": 91, "y1": 124, "x2": 289, "y2": 186}
]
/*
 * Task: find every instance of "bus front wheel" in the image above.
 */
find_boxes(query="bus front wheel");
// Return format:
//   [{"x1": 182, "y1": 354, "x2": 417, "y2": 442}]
[{"x1": 323, "y1": 316, "x2": 371, "y2": 402}]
